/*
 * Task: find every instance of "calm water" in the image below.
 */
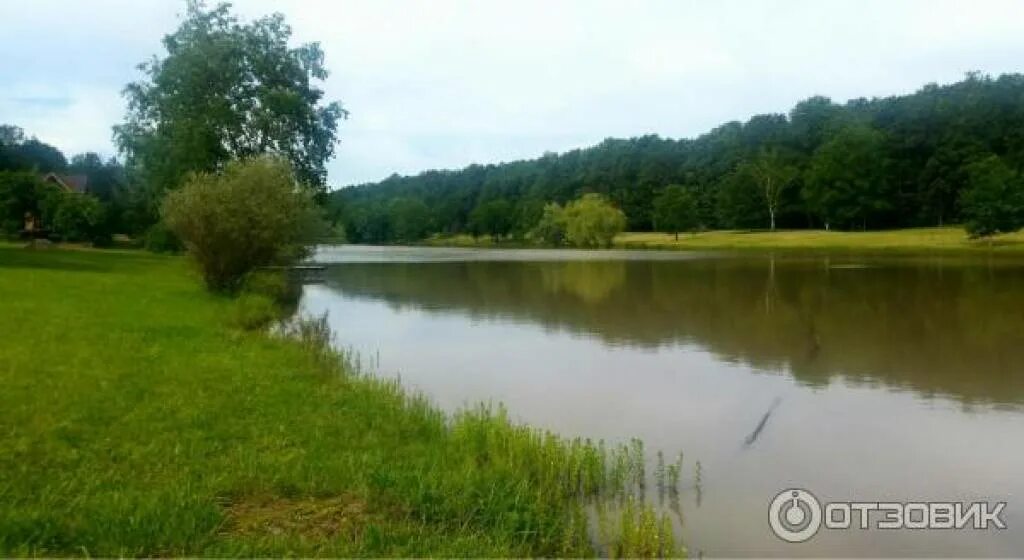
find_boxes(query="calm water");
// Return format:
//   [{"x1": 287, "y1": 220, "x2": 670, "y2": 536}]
[{"x1": 302, "y1": 245, "x2": 1024, "y2": 557}]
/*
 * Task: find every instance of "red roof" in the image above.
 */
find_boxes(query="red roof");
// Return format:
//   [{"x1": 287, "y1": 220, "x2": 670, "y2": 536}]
[{"x1": 42, "y1": 173, "x2": 89, "y2": 193}]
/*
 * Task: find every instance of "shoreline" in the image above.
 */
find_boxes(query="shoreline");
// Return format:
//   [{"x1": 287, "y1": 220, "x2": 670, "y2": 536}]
[{"x1": 413, "y1": 226, "x2": 1024, "y2": 255}]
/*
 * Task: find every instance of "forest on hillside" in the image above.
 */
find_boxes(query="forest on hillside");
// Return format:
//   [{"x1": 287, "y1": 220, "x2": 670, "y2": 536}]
[{"x1": 332, "y1": 72, "x2": 1024, "y2": 243}]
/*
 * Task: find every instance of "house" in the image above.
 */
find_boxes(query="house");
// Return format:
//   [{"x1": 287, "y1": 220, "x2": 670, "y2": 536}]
[
  {"x1": 21, "y1": 173, "x2": 90, "y2": 236},
  {"x1": 42, "y1": 172, "x2": 89, "y2": 194}
]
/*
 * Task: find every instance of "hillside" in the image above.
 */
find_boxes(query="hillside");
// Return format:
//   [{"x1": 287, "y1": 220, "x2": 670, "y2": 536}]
[{"x1": 331, "y1": 72, "x2": 1024, "y2": 243}]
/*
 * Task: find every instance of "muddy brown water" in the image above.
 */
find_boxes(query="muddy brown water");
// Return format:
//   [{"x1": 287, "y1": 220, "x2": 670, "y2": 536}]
[{"x1": 301, "y1": 245, "x2": 1024, "y2": 557}]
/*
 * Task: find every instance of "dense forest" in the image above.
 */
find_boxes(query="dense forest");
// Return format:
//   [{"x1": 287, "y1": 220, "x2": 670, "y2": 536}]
[{"x1": 332, "y1": 72, "x2": 1024, "y2": 242}]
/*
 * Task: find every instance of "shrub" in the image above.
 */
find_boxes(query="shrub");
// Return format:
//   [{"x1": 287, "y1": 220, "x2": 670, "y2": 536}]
[
  {"x1": 530, "y1": 202, "x2": 568, "y2": 246},
  {"x1": 48, "y1": 193, "x2": 106, "y2": 243},
  {"x1": 162, "y1": 156, "x2": 324, "y2": 292},
  {"x1": 563, "y1": 194, "x2": 626, "y2": 248},
  {"x1": 242, "y1": 269, "x2": 298, "y2": 305},
  {"x1": 143, "y1": 223, "x2": 183, "y2": 253},
  {"x1": 229, "y1": 293, "x2": 280, "y2": 330}
]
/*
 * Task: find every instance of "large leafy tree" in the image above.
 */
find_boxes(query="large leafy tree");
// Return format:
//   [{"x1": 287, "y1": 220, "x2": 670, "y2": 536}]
[
  {"x1": 469, "y1": 198, "x2": 515, "y2": 241},
  {"x1": 652, "y1": 185, "x2": 699, "y2": 239},
  {"x1": 804, "y1": 124, "x2": 891, "y2": 230},
  {"x1": 115, "y1": 1, "x2": 346, "y2": 198},
  {"x1": 960, "y1": 155, "x2": 1024, "y2": 238}
]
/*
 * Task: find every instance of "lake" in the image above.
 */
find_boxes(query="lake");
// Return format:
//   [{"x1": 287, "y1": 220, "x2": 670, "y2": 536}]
[{"x1": 302, "y1": 245, "x2": 1024, "y2": 557}]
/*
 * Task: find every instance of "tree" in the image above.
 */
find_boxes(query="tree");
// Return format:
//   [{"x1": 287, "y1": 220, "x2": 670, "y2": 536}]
[
  {"x1": 960, "y1": 155, "x2": 1024, "y2": 238},
  {"x1": 748, "y1": 150, "x2": 797, "y2": 231},
  {"x1": 530, "y1": 202, "x2": 567, "y2": 246},
  {"x1": 652, "y1": 185, "x2": 699, "y2": 239},
  {"x1": 0, "y1": 128, "x2": 68, "y2": 173},
  {"x1": 0, "y1": 125, "x2": 25, "y2": 146},
  {"x1": 563, "y1": 194, "x2": 626, "y2": 248},
  {"x1": 469, "y1": 198, "x2": 514, "y2": 242},
  {"x1": 115, "y1": 1, "x2": 346, "y2": 201},
  {"x1": 328, "y1": 73, "x2": 1024, "y2": 238},
  {"x1": 162, "y1": 157, "x2": 323, "y2": 292},
  {"x1": 0, "y1": 172, "x2": 57, "y2": 234},
  {"x1": 804, "y1": 124, "x2": 891, "y2": 230},
  {"x1": 387, "y1": 197, "x2": 431, "y2": 242},
  {"x1": 48, "y1": 193, "x2": 106, "y2": 243}
]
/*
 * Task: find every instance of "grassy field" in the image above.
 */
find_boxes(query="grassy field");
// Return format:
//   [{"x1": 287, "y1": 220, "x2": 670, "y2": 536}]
[
  {"x1": 615, "y1": 227, "x2": 1024, "y2": 252},
  {"x1": 423, "y1": 227, "x2": 1024, "y2": 253},
  {"x1": 0, "y1": 246, "x2": 676, "y2": 556}
]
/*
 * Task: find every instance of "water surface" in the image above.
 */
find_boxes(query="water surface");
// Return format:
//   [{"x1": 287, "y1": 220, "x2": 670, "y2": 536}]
[{"x1": 302, "y1": 245, "x2": 1024, "y2": 557}]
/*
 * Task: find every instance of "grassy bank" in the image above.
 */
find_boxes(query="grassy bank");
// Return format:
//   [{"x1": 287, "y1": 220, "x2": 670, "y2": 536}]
[
  {"x1": 420, "y1": 227, "x2": 1024, "y2": 253},
  {"x1": 0, "y1": 246, "x2": 677, "y2": 556}
]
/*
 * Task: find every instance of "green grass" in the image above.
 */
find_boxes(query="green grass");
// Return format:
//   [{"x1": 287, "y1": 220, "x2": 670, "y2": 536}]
[
  {"x1": 423, "y1": 227, "x2": 1024, "y2": 253},
  {"x1": 0, "y1": 246, "x2": 678, "y2": 557},
  {"x1": 615, "y1": 227, "x2": 1024, "y2": 253}
]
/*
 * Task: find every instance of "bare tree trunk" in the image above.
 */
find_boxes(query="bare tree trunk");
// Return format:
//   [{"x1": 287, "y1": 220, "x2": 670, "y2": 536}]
[{"x1": 769, "y1": 209, "x2": 776, "y2": 231}]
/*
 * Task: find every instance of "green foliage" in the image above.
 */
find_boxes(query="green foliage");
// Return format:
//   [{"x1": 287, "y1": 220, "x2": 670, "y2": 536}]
[
  {"x1": 0, "y1": 247, "x2": 680, "y2": 556},
  {"x1": 386, "y1": 196, "x2": 431, "y2": 242},
  {"x1": 653, "y1": 185, "x2": 699, "y2": 239},
  {"x1": 805, "y1": 124, "x2": 891, "y2": 230},
  {"x1": 563, "y1": 194, "x2": 627, "y2": 248},
  {"x1": 469, "y1": 198, "x2": 514, "y2": 241},
  {"x1": 114, "y1": 1, "x2": 346, "y2": 213},
  {"x1": 0, "y1": 172, "x2": 52, "y2": 234},
  {"x1": 748, "y1": 149, "x2": 798, "y2": 230},
  {"x1": 241, "y1": 270, "x2": 294, "y2": 303},
  {"x1": 531, "y1": 202, "x2": 568, "y2": 246},
  {"x1": 47, "y1": 193, "x2": 106, "y2": 243},
  {"x1": 229, "y1": 293, "x2": 280, "y2": 330},
  {"x1": 960, "y1": 155, "x2": 1024, "y2": 238},
  {"x1": 143, "y1": 222, "x2": 183, "y2": 253},
  {"x1": 0, "y1": 133, "x2": 67, "y2": 173},
  {"x1": 715, "y1": 164, "x2": 767, "y2": 229},
  {"x1": 162, "y1": 157, "x2": 322, "y2": 292},
  {"x1": 335, "y1": 73, "x2": 1024, "y2": 240}
]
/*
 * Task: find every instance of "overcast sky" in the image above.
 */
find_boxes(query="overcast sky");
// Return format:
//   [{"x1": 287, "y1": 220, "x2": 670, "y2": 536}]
[{"x1": 2, "y1": 0, "x2": 1023, "y2": 187}]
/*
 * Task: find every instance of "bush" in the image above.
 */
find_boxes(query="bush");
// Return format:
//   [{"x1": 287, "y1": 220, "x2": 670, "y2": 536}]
[
  {"x1": 229, "y1": 293, "x2": 280, "y2": 330},
  {"x1": 143, "y1": 223, "x2": 183, "y2": 253},
  {"x1": 162, "y1": 156, "x2": 324, "y2": 292},
  {"x1": 242, "y1": 269, "x2": 298, "y2": 305},
  {"x1": 48, "y1": 193, "x2": 106, "y2": 243},
  {"x1": 563, "y1": 193, "x2": 626, "y2": 248}
]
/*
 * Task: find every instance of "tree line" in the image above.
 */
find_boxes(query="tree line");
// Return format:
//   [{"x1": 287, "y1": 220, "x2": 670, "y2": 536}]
[{"x1": 332, "y1": 72, "x2": 1024, "y2": 242}]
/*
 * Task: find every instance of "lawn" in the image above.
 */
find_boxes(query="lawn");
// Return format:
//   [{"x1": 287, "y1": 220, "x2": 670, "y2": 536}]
[
  {"x1": 0, "y1": 246, "x2": 673, "y2": 557},
  {"x1": 423, "y1": 227, "x2": 1024, "y2": 253},
  {"x1": 614, "y1": 227, "x2": 1024, "y2": 252}
]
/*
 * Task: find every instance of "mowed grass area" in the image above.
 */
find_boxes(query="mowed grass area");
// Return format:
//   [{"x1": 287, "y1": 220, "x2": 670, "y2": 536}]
[
  {"x1": 0, "y1": 246, "x2": 674, "y2": 557},
  {"x1": 424, "y1": 227, "x2": 1024, "y2": 253},
  {"x1": 615, "y1": 227, "x2": 1024, "y2": 252}
]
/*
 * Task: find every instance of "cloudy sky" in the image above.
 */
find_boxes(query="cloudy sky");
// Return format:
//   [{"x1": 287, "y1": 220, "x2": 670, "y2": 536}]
[{"x1": 2, "y1": 0, "x2": 1023, "y2": 187}]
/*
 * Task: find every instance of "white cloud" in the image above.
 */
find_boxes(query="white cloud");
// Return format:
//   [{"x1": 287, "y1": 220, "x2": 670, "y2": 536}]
[{"x1": 3, "y1": 0, "x2": 1024, "y2": 186}]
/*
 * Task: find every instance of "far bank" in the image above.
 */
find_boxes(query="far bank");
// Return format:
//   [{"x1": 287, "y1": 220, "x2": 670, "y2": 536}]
[{"x1": 417, "y1": 226, "x2": 1024, "y2": 254}]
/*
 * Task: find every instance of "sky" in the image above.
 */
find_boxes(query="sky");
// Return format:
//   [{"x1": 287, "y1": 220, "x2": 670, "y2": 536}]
[{"x1": 2, "y1": 0, "x2": 1024, "y2": 188}]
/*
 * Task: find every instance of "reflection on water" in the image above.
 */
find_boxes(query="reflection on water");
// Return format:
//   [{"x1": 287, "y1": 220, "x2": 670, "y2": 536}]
[
  {"x1": 302, "y1": 247, "x2": 1024, "y2": 556},
  {"x1": 315, "y1": 255, "x2": 1024, "y2": 406}
]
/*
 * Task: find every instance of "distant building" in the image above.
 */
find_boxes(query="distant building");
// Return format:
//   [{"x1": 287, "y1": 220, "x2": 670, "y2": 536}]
[{"x1": 42, "y1": 173, "x2": 89, "y2": 194}]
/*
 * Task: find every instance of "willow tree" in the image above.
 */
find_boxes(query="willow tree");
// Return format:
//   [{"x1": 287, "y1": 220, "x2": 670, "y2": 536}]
[{"x1": 115, "y1": 1, "x2": 346, "y2": 199}]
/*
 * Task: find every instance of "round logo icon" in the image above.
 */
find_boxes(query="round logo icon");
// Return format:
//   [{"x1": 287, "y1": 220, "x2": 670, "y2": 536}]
[{"x1": 769, "y1": 488, "x2": 822, "y2": 543}]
